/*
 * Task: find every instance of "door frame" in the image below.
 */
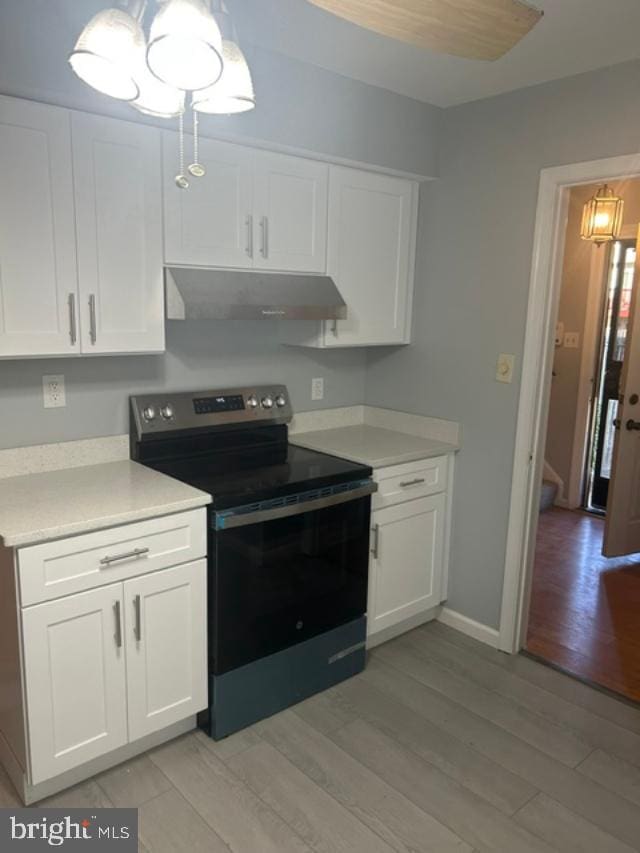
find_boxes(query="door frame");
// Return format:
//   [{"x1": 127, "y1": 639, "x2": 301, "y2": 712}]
[{"x1": 498, "y1": 153, "x2": 640, "y2": 654}]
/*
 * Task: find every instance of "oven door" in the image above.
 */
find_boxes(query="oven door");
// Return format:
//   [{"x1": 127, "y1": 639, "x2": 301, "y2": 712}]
[{"x1": 209, "y1": 481, "x2": 375, "y2": 674}]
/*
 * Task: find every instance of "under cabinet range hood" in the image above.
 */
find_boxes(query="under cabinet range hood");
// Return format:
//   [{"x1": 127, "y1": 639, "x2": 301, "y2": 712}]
[{"x1": 165, "y1": 267, "x2": 347, "y2": 321}]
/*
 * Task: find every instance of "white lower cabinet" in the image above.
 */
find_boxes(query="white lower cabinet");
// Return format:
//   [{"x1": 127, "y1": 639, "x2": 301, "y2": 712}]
[
  {"x1": 125, "y1": 561, "x2": 207, "y2": 741},
  {"x1": 367, "y1": 455, "x2": 452, "y2": 642},
  {"x1": 22, "y1": 583, "x2": 128, "y2": 785},
  {"x1": 16, "y1": 514, "x2": 208, "y2": 789}
]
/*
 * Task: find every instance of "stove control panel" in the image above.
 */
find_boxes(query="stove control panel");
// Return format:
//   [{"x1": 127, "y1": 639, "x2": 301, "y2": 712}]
[{"x1": 131, "y1": 385, "x2": 292, "y2": 437}]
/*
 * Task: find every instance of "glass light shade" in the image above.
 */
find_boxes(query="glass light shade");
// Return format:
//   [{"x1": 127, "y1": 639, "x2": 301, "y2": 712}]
[
  {"x1": 147, "y1": 0, "x2": 223, "y2": 91},
  {"x1": 580, "y1": 185, "x2": 625, "y2": 245},
  {"x1": 192, "y1": 40, "x2": 255, "y2": 114},
  {"x1": 69, "y1": 8, "x2": 145, "y2": 101},
  {"x1": 132, "y1": 63, "x2": 185, "y2": 118}
]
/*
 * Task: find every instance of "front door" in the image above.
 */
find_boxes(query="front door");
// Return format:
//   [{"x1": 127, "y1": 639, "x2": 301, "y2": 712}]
[{"x1": 604, "y1": 228, "x2": 640, "y2": 556}]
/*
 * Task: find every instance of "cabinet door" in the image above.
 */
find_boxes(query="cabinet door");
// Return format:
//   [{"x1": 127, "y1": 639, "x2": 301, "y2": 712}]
[
  {"x1": 325, "y1": 167, "x2": 416, "y2": 347},
  {"x1": 125, "y1": 560, "x2": 207, "y2": 741},
  {"x1": 253, "y1": 151, "x2": 328, "y2": 273},
  {"x1": 368, "y1": 494, "x2": 445, "y2": 637},
  {"x1": 21, "y1": 583, "x2": 128, "y2": 784},
  {"x1": 0, "y1": 96, "x2": 78, "y2": 358},
  {"x1": 163, "y1": 133, "x2": 254, "y2": 268},
  {"x1": 72, "y1": 113, "x2": 164, "y2": 354}
]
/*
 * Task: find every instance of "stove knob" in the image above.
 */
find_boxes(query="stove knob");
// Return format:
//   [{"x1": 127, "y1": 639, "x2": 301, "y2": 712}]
[
  {"x1": 275, "y1": 394, "x2": 287, "y2": 408},
  {"x1": 247, "y1": 395, "x2": 258, "y2": 409},
  {"x1": 142, "y1": 405, "x2": 156, "y2": 423},
  {"x1": 261, "y1": 396, "x2": 274, "y2": 410},
  {"x1": 160, "y1": 404, "x2": 174, "y2": 421}
]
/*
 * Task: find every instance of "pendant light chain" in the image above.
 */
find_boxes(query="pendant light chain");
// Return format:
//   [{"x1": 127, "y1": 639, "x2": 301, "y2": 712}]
[
  {"x1": 188, "y1": 108, "x2": 206, "y2": 177},
  {"x1": 175, "y1": 109, "x2": 189, "y2": 189}
]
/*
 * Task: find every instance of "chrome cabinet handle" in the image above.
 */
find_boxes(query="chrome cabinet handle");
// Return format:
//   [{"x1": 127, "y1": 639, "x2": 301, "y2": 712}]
[
  {"x1": 400, "y1": 478, "x2": 426, "y2": 488},
  {"x1": 68, "y1": 293, "x2": 77, "y2": 346},
  {"x1": 113, "y1": 601, "x2": 122, "y2": 648},
  {"x1": 370, "y1": 523, "x2": 379, "y2": 559},
  {"x1": 134, "y1": 594, "x2": 142, "y2": 642},
  {"x1": 100, "y1": 547, "x2": 150, "y2": 566},
  {"x1": 260, "y1": 216, "x2": 269, "y2": 258},
  {"x1": 331, "y1": 320, "x2": 338, "y2": 337},
  {"x1": 88, "y1": 293, "x2": 97, "y2": 345},
  {"x1": 246, "y1": 214, "x2": 253, "y2": 257}
]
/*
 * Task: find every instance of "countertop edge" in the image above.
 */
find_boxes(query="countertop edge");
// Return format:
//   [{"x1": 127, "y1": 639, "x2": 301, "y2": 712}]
[
  {"x1": 291, "y1": 431, "x2": 460, "y2": 470},
  {"x1": 2, "y1": 494, "x2": 212, "y2": 550}
]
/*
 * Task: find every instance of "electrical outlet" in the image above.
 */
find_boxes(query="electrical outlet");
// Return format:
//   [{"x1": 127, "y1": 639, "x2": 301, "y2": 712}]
[
  {"x1": 496, "y1": 354, "x2": 515, "y2": 384},
  {"x1": 564, "y1": 331, "x2": 580, "y2": 349},
  {"x1": 311, "y1": 377, "x2": 324, "y2": 401},
  {"x1": 43, "y1": 375, "x2": 66, "y2": 409}
]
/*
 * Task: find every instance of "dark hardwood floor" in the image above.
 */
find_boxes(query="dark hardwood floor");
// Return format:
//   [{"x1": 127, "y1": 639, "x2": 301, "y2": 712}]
[{"x1": 527, "y1": 507, "x2": 640, "y2": 703}]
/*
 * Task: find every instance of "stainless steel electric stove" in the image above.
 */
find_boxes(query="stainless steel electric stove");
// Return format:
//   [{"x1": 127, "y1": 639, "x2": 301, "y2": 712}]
[{"x1": 130, "y1": 385, "x2": 375, "y2": 739}]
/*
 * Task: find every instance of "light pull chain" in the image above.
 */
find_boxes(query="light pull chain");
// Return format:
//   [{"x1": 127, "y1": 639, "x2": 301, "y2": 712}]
[
  {"x1": 188, "y1": 108, "x2": 206, "y2": 178},
  {"x1": 175, "y1": 110, "x2": 189, "y2": 190}
]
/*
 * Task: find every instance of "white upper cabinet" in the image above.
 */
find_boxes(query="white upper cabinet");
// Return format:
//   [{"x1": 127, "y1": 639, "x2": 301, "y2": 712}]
[
  {"x1": 324, "y1": 167, "x2": 417, "y2": 347},
  {"x1": 0, "y1": 96, "x2": 79, "y2": 358},
  {"x1": 72, "y1": 113, "x2": 164, "y2": 354},
  {"x1": 253, "y1": 151, "x2": 328, "y2": 273},
  {"x1": 163, "y1": 134, "x2": 254, "y2": 269},
  {"x1": 163, "y1": 137, "x2": 328, "y2": 273}
]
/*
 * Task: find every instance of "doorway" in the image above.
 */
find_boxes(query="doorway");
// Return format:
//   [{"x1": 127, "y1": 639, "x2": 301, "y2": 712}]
[{"x1": 506, "y1": 172, "x2": 640, "y2": 703}]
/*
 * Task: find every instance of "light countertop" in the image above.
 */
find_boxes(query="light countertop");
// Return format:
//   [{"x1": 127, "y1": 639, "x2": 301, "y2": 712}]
[
  {"x1": 0, "y1": 460, "x2": 211, "y2": 548},
  {"x1": 291, "y1": 425, "x2": 459, "y2": 469}
]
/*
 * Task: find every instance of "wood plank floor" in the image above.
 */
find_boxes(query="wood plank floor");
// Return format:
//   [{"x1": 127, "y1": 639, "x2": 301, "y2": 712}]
[
  {"x1": 527, "y1": 507, "x2": 640, "y2": 702},
  {"x1": 5, "y1": 621, "x2": 640, "y2": 851}
]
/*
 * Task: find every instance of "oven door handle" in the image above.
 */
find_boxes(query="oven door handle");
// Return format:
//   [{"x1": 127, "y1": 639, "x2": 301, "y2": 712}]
[{"x1": 216, "y1": 481, "x2": 377, "y2": 530}]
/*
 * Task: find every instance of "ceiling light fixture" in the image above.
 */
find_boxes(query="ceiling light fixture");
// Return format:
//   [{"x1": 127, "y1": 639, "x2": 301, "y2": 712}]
[
  {"x1": 69, "y1": 4, "x2": 145, "y2": 101},
  {"x1": 69, "y1": 0, "x2": 255, "y2": 189},
  {"x1": 580, "y1": 184, "x2": 625, "y2": 246},
  {"x1": 192, "y1": 2, "x2": 254, "y2": 115},
  {"x1": 147, "y1": 0, "x2": 223, "y2": 91}
]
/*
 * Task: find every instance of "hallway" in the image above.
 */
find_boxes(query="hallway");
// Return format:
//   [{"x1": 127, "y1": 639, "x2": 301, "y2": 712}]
[{"x1": 527, "y1": 507, "x2": 640, "y2": 703}]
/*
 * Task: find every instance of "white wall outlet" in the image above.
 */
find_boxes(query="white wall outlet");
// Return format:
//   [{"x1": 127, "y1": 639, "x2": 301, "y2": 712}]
[
  {"x1": 496, "y1": 353, "x2": 515, "y2": 384},
  {"x1": 311, "y1": 377, "x2": 324, "y2": 401},
  {"x1": 564, "y1": 331, "x2": 580, "y2": 349},
  {"x1": 43, "y1": 375, "x2": 66, "y2": 409}
]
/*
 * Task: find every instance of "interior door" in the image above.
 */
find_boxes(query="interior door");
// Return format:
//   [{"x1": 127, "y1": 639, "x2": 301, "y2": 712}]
[
  {"x1": 163, "y1": 133, "x2": 254, "y2": 269},
  {"x1": 124, "y1": 560, "x2": 207, "y2": 741},
  {"x1": 21, "y1": 583, "x2": 128, "y2": 784},
  {"x1": 604, "y1": 229, "x2": 640, "y2": 556},
  {"x1": 72, "y1": 113, "x2": 164, "y2": 354},
  {"x1": 0, "y1": 96, "x2": 79, "y2": 357},
  {"x1": 253, "y1": 150, "x2": 328, "y2": 273}
]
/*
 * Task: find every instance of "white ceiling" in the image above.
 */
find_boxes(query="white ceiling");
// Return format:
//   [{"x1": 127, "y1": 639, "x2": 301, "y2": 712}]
[{"x1": 230, "y1": 0, "x2": 640, "y2": 107}]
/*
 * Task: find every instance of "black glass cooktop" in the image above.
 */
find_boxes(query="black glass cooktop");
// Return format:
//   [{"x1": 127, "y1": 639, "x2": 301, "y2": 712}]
[{"x1": 145, "y1": 442, "x2": 371, "y2": 509}]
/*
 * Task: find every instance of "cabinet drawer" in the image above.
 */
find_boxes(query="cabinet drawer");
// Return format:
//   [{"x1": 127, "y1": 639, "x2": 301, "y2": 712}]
[
  {"x1": 18, "y1": 509, "x2": 206, "y2": 607},
  {"x1": 373, "y1": 456, "x2": 448, "y2": 510}
]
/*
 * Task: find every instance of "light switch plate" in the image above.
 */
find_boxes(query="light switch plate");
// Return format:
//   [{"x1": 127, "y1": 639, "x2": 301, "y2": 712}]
[
  {"x1": 43, "y1": 375, "x2": 66, "y2": 408},
  {"x1": 311, "y1": 377, "x2": 324, "y2": 401},
  {"x1": 564, "y1": 332, "x2": 580, "y2": 349},
  {"x1": 555, "y1": 321, "x2": 565, "y2": 347},
  {"x1": 496, "y1": 354, "x2": 515, "y2": 384}
]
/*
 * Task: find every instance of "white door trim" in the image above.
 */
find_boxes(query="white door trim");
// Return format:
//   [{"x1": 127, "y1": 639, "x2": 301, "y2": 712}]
[{"x1": 498, "y1": 152, "x2": 640, "y2": 654}]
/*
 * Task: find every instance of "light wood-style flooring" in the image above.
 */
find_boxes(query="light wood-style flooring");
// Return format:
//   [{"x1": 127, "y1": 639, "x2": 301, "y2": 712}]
[
  {"x1": 528, "y1": 507, "x2": 640, "y2": 702},
  {"x1": 5, "y1": 621, "x2": 640, "y2": 851}
]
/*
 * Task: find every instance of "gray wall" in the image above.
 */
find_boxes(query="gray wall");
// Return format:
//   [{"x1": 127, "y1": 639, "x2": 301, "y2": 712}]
[
  {"x1": 0, "y1": 323, "x2": 366, "y2": 450},
  {"x1": 366, "y1": 59, "x2": 640, "y2": 630}
]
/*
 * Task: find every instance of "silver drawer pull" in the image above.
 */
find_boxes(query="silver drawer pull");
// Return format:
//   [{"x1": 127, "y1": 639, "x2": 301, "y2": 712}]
[
  {"x1": 400, "y1": 478, "x2": 426, "y2": 488},
  {"x1": 370, "y1": 523, "x2": 379, "y2": 559},
  {"x1": 100, "y1": 547, "x2": 150, "y2": 566}
]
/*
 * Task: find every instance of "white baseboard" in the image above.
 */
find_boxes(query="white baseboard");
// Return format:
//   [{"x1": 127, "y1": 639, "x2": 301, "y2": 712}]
[{"x1": 438, "y1": 607, "x2": 500, "y2": 649}]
